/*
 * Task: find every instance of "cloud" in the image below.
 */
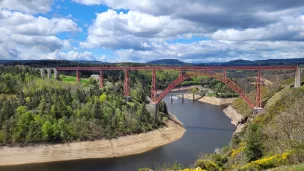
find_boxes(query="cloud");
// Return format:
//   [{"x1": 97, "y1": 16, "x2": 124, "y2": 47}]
[
  {"x1": 212, "y1": 15, "x2": 304, "y2": 41},
  {"x1": 74, "y1": 0, "x2": 304, "y2": 62},
  {"x1": 0, "y1": 10, "x2": 80, "y2": 36},
  {"x1": 0, "y1": 0, "x2": 54, "y2": 14},
  {"x1": 42, "y1": 50, "x2": 102, "y2": 61},
  {"x1": 81, "y1": 9, "x2": 203, "y2": 49},
  {"x1": 113, "y1": 40, "x2": 304, "y2": 63},
  {"x1": 0, "y1": 10, "x2": 81, "y2": 60},
  {"x1": 73, "y1": 0, "x2": 304, "y2": 29}
]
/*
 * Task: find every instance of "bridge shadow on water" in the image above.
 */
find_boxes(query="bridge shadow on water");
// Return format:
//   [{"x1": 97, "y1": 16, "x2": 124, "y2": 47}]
[{"x1": 183, "y1": 125, "x2": 235, "y2": 132}]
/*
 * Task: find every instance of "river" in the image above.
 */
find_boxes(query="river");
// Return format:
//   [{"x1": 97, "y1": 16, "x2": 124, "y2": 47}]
[{"x1": 1, "y1": 93, "x2": 235, "y2": 171}]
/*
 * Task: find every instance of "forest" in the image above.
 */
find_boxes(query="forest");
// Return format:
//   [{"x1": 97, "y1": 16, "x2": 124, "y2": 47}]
[{"x1": 0, "y1": 66, "x2": 166, "y2": 145}]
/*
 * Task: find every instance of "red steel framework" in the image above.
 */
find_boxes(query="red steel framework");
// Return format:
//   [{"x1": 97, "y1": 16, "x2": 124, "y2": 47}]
[
  {"x1": 151, "y1": 68, "x2": 157, "y2": 99},
  {"x1": 57, "y1": 65, "x2": 297, "y2": 109}
]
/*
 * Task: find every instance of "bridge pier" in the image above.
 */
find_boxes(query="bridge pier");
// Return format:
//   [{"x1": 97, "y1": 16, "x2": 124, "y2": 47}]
[
  {"x1": 124, "y1": 69, "x2": 130, "y2": 97},
  {"x1": 47, "y1": 69, "x2": 51, "y2": 79},
  {"x1": 151, "y1": 68, "x2": 156, "y2": 99},
  {"x1": 99, "y1": 70, "x2": 104, "y2": 88},
  {"x1": 295, "y1": 68, "x2": 302, "y2": 88},
  {"x1": 146, "y1": 102, "x2": 159, "y2": 119},
  {"x1": 76, "y1": 70, "x2": 80, "y2": 82},
  {"x1": 54, "y1": 70, "x2": 59, "y2": 80},
  {"x1": 255, "y1": 69, "x2": 262, "y2": 108},
  {"x1": 39, "y1": 69, "x2": 45, "y2": 77}
]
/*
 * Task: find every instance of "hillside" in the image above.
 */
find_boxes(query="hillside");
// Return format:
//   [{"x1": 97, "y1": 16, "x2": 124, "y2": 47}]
[
  {"x1": 0, "y1": 66, "x2": 167, "y2": 146},
  {"x1": 146, "y1": 59, "x2": 189, "y2": 65},
  {"x1": 140, "y1": 76, "x2": 304, "y2": 171},
  {"x1": 147, "y1": 58, "x2": 304, "y2": 66}
]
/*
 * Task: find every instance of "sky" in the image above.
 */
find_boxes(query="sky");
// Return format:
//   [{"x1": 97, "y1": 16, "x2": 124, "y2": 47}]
[{"x1": 0, "y1": 0, "x2": 304, "y2": 63}]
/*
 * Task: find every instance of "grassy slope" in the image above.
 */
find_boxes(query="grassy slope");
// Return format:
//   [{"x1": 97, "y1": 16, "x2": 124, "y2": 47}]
[
  {"x1": 60, "y1": 75, "x2": 88, "y2": 84},
  {"x1": 271, "y1": 163, "x2": 304, "y2": 171},
  {"x1": 226, "y1": 76, "x2": 304, "y2": 170}
]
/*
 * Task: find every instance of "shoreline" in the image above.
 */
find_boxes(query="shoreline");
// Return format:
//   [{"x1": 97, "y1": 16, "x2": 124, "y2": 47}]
[
  {"x1": 177, "y1": 93, "x2": 237, "y2": 106},
  {"x1": 178, "y1": 93, "x2": 244, "y2": 134},
  {"x1": 223, "y1": 106, "x2": 245, "y2": 134},
  {"x1": 0, "y1": 120, "x2": 185, "y2": 166}
]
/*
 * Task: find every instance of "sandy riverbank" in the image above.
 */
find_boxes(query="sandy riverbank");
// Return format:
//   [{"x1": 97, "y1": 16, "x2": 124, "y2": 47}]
[
  {"x1": 0, "y1": 120, "x2": 185, "y2": 166},
  {"x1": 177, "y1": 93, "x2": 237, "y2": 106}
]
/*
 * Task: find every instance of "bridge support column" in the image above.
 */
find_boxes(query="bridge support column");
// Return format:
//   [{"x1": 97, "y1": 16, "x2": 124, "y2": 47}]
[
  {"x1": 295, "y1": 68, "x2": 302, "y2": 88},
  {"x1": 179, "y1": 69, "x2": 183, "y2": 80},
  {"x1": 47, "y1": 69, "x2": 51, "y2": 79},
  {"x1": 124, "y1": 69, "x2": 130, "y2": 97},
  {"x1": 76, "y1": 70, "x2": 80, "y2": 83},
  {"x1": 39, "y1": 69, "x2": 45, "y2": 78},
  {"x1": 151, "y1": 68, "x2": 156, "y2": 99},
  {"x1": 255, "y1": 69, "x2": 262, "y2": 108},
  {"x1": 224, "y1": 70, "x2": 227, "y2": 83},
  {"x1": 146, "y1": 102, "x2": 159, "y2": 119},
  {"x1": 99, "y1": 70, "x2": 104, "y2": 88},
  {"x1": 54, "y1": 69, "x2": 59, "y2": 80}
]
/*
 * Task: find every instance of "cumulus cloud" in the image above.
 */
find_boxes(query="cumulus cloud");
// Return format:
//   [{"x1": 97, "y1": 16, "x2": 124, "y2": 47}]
[
  {"x1": 73, "y1": 0, "x2": 304, "y2": 29},
  {"x1": 0, "y1": 10, "x2": 80, "y2": 36},
  {"x1": 81, "y1": 9, "x2": 203, "y2": 49},
  {"x1": 0, "y1": 0, "x2": 54, "y2": 14},
  {"x1": 212, "y1": 15, "x2": 304, "y2": 41},
  {"x1": 73, "y1": 0, "x2": 304, "y2": 62},
  {"x1": 113, "y1": 40, "x2": 304, "y2": 63},
  {"x1": 2, "y1": 0, "x2": 304, "y2": 62},
  {"x1": 0, "y1": 10, "x2": 81, "y2": 60},
  {"x1": 42, "y1": 50, "x2": 102, "y2": 61}
]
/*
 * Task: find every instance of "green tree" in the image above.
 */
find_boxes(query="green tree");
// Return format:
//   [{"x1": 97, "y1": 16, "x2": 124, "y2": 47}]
[
  {"x1": 42, "y1": 121, "x2": 53, "y2": 141},
  {"x1": 245, "y1": 124, "x2": 263, "y2": 162}
]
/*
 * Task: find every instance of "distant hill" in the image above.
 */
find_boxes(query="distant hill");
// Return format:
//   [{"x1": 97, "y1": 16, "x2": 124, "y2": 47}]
[
  {"x1": 147, "y1": 58, "x2": 304, "y2": 66},
  {"x1": 1, "y1": 58, "x2": 304, "y2": 67},
  {"x1": 147, "y1": 59, "x2": 189, "y2": 66},
  {"x1": 0, "y1": 60, "x2": 108, "y2": 67}
]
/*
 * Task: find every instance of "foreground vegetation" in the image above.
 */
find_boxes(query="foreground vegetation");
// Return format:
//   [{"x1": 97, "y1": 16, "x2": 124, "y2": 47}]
[
  {"x1": 140, "y1": 76, "x2": 304, "y2": 170},
  {"x1": 0, "y1": 66, "x2": 166, "y2": 145}
]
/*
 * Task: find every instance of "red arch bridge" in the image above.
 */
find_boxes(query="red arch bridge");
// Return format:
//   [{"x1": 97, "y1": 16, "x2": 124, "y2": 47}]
[{"x1": 52, "y1": 65, "x2": 301, "y2": 110}]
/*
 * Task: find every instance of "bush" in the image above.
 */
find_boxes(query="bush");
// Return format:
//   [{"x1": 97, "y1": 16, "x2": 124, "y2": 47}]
[
  {"x1": 239, "y1": 151, "x2": 292, "y2": 170},
  {"x1": 138, "y1": 168, "x2": 153, "y2": 171},
  {"x1": 181, "y1": 168, "x2": 206, "y2": 171},
  {"x1": 155, "y1": 161, "x2": 183, "y2": 171},
  {"x1": 209, "y1": 153, "x2": 228, "y2": 167},
  {"x1": 194, "y1": 159, "x2": 220, "y2": 171},
  {"x1": 289, "y1": 148, "x2": 304, "y2": 164},
  {"x1": 244, "y1": 124, "x2": 263, "y2": 162}
]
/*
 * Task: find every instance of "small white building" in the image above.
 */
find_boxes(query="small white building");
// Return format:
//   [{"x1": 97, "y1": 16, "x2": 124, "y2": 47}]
[{"x1": 90, "y1": 74, "x2": 100, "y2": 80}]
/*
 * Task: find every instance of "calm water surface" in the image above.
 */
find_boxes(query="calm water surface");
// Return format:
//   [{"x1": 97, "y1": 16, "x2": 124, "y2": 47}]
[{"x1": 1, "y1": 93, "x2": 235, "y2": 171}]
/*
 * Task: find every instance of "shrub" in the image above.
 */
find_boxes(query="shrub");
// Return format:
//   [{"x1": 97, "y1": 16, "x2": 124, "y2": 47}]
[
  {"x1": 230, "y1": 143, "x2": 245, "y2": 158},
  {"x1": 209, "y1": 153, "x2": 228, "y2": 167},
  {"x1": 155, "y1": 162, "x2": 183, "y2": 171},
  {"x1": 288, "y1": 148, "x2": 304, "y2": 164},
  {"x1": 181, "y1": 168, "x2": 206, "y2": 171},
  {"x1": 244, "y1": 124, "x2": 263, "y2": 162},
  {"x1": 239, "y1": 151, "x2": 292, "y2": 170},
  {"x1": 138, "y1": 168, "x2": 153, "y2": 171},
  {"x1": 194, "y1": 159, "x2": 220, "y2": 171}
]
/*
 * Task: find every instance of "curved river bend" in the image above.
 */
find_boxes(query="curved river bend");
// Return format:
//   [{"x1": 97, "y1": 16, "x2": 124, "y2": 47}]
[{"x1": 1, "y1": 94, "x2": 235, "y2": 171}]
